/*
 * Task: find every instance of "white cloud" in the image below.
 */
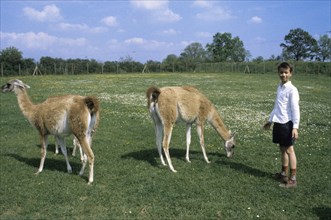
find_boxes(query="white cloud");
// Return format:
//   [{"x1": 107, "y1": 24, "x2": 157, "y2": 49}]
[
  {"x1": 130, "y1": 0, "x2": 182, "y2": 22},
  {"x1": 196, "y1": 7, "x2": 235, "y2": 22},
  {"x1": 192, "y1": 0, "x2": 214, "y2": 9},
  {"x1": 57, "y1": 22, "x2": 106, "y2": 33},
  {"x1": 125, "y1": 37, "x2": 145, "y2": 45},
  {"x1": 1, "y1": 31, "x2": 87, "y2": 50},
  {"x1": 122, "y1": 37, "x2": 174, "y2": 51},
  {"x1": 23, "y1": 4, "x2": 62, "y2": 22},
  {"x1": 248, "y1": 16, "x2": 263, "y2": 24},
  {"x1": 131, "y1": 0, "x2": 167, "y2": 10},
  {"x1": 101, "y1": 16, "x2": 118, "y2": 27},
  {"x1": 156, "y1": 9, "x2": 182, "y2": 22},
  {"x1": 162, "y1": 28, "x2": 178, "y2": 35}
]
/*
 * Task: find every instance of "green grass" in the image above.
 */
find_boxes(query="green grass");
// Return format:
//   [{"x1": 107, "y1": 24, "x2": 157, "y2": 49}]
[{"x1": 0, "y1": 73, "x2": 330, "y2": 219}]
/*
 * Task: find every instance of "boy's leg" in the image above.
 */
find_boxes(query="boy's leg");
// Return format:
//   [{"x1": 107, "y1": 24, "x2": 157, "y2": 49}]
[
  {"x1": 273, "y1": 146, "x2": 289, "y2": 183},
  {"x1": 287, "y1": 145, "x2": 297, "y2": 181},
  {"x1": 280, "y1": 145, "x2": 297, "y2": 188},
  {"x1": 280, "y1": 146, "x2": 289, "y2": 182}
]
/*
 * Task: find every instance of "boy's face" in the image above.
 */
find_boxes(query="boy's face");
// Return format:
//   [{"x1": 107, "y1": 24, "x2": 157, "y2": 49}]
[{"x1": 278, "y1": 67, "x2": 292, "y2": 84}]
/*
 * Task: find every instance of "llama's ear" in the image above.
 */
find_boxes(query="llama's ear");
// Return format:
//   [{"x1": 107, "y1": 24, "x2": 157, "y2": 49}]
[{"x1": 231, "y1": 131, "x2": 237, "y2": 137}]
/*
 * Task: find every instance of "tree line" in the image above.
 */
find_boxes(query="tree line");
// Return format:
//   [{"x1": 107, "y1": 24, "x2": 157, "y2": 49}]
[{"x1": 1, "y1": 28, "x2": 330, "y2": 76}]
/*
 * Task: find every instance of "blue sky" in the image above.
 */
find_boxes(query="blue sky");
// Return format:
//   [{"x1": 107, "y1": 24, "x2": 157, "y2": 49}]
[{"x1": 1, "y1": 0, "x2": 330, "y2": 63}]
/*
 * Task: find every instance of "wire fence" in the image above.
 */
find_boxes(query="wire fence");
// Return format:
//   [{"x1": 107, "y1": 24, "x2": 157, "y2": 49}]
[
  {"x1": 195, "y1": 61, "x2": 331, "y2": 75},
  {"x1": 1, "y1": 61, "x2": 330, "y2": 76}
]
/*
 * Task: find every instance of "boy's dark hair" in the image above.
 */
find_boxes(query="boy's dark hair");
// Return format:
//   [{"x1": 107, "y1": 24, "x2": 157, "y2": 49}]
[{"x1": 278, "y1": 62, "x2": 293, "y2": 72}]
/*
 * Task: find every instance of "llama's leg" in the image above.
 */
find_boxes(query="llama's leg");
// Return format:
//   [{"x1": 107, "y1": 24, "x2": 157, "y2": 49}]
[
  {"x1": 197, "y1": 125, "x2": 210, "y2": 163},
  {"x1": 56, "y1": 136, "x2": 72, "y2": 173},
  {"x1": 72, "y1": 137, "x2": 77, "y2": 157},
  {"x1": 155, "y1": 123, "x2": 166, "y2": 166},
  {"x1": 36, "y1": 135, "x2": 48, "y2": 174},
  {"x1": 163, "y1": 125, "x2": 177, "y2": 173},
  {"x1": 55, "y1": 136, "x2": 59, "y2": 154},
  {"x1": 185, "y1": 124, "x2": 192, "y2": 163},
  {"x1": 79, "y1": 143, "x2": 84, "y2": 162},
  {"x1": 78, "y1": 136, "x2": 94, "y2": 184},
  {"x1": 72, "y1": 136, "x2": 84, "y2": 162}
]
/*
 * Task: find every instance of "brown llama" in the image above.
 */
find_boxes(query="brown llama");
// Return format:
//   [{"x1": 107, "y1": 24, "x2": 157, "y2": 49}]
[
  {"x1": 146, "y1": 86, "x2": 235, "y2": 172},
  {"x1": 1, "y1": 79, "x2": 100, "y2": 184}
]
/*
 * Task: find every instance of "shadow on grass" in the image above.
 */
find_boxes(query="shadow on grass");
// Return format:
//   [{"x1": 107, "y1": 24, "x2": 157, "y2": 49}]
[
  {"x1": 216, "y1": 160, "x2": 272, "y2": 179},
  {"x1": 312, "y1": 206, "x2": 331, "y2": 220},
  {"x1": 121, "y1": 148, "x2": 222, "y2": 166},
  {"x1": 122, "y1": 148, "x2": 271, "y2": 179},
  {"x1": 5, "y1": 153, "x2": 81, "y2": 174}
]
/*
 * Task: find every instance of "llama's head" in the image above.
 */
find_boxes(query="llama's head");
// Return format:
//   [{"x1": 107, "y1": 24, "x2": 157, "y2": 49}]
[
  {"x1": 1, "y1": 79, "x2": 30, "y2": 93},
  {"x1": 224, "y1": 131, "x2": 236, "y2": 158}
]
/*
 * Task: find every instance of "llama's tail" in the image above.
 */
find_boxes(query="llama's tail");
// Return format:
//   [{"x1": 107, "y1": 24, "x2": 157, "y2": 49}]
[
  {"x1": 84, "y1": 96, "x2": 100, "y2": 131},
  {"x1": 146, "y1": 86, "x2": 161, "y2": 108},
  {"x1": 84, "y1": 96, "x2": 100, "y2": 115}
]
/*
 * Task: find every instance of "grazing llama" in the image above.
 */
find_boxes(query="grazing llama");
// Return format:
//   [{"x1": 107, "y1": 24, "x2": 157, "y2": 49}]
[
  {"x1": 146, "y1": 86, "x2": 235, "y2": 172},
  {"x1": 1, "y1": 79, "x2": 100, "y2": 184}
]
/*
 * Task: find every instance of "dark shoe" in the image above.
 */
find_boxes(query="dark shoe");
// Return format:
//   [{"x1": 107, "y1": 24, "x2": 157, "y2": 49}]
[
  {"x1": 273, "y1": 173, "x2": 288, "y2": 183},
  {"x1": 279, "y1": 179, "x2": 297, "y2": 188}
]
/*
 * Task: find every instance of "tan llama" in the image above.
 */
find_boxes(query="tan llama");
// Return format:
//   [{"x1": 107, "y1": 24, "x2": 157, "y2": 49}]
[
  {"x1": 1, "y1": 79, "x2": 100, "y2": 184},
  {"x1": 146, "y1": 86, "x2": 235, "y2": 172}
]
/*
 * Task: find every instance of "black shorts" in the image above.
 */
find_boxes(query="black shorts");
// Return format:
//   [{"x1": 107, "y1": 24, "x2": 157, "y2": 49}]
[{"x1": 272, "y1": 121, "x2": 294, "y2": 147}]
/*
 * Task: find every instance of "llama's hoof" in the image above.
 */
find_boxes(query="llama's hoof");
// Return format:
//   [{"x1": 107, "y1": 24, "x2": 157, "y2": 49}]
[{"x1": 185, "y1": 158, "x2": 191, "y2": 163}]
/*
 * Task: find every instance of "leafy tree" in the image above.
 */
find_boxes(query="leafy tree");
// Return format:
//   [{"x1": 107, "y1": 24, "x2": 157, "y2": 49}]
[
  {"x1": 180, "y1": 42, "x2": 206, "y2": 71},
  {"x1": 118, "y1": 55, "x2": 138, "y2": 73},
  {"x1": 162, "y1": 54, "x2": 178, "y2": 72},
  {"x1": 104, "y1": 61, "x2": 118, "y2": 73},
  {"x1": 267, "y1": 55, "x2": 282, "y2": 61},
  {"x1": 22, "y1": 58, "x2": 36, "y2": 75},
  {"x1": 206, "y1": 32, "x2": 247, "y2": 62},
  {"x1": 0, "y1": 46, "x2": 23, "y2": 75},
  {"x1": 145, "y1": 60, "x2": 161, "y2": 72},
  {"x1": 316, "y1": 34, "x2": 331, "y2": 62},
  {"x1": 252, "y1": 56, "x2": 264, "y2": 63},
  {"x1": 88, "y1": 59, "x2": 100, "y2": 73},
  {"x1": 280, "y1": 28, "x2": 318, "y2": 61}
]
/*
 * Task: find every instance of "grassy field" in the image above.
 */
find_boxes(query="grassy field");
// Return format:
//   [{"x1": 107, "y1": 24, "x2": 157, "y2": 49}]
[{"x1": 0, "y1": 72, "x2": 330, "y2": 219}]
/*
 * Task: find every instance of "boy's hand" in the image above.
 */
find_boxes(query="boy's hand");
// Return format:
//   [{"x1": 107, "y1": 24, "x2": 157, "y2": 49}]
[
  {"x1": 292, "y1": 128, "x2": 299, "y2": 140},
  {"x1": 263, "y1": 122, "x2": 272, "y2": 130}
]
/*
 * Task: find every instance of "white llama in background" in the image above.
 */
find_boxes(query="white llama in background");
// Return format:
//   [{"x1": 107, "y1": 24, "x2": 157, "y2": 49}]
[
  {"x1": 1, "y1": 79, "x2": 100, "y2": 184},
  {"x1": 146, "y1": 86, "x2": 236, "y2": 173}
]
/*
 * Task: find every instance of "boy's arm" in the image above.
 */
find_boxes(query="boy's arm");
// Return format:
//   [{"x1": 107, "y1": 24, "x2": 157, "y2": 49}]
[
  {"x1": 291, "y1": 88, "x2": 300, "y2": 129},
  {"x1": 292, "y1": 128, "x2": 299, "y2": 140}
]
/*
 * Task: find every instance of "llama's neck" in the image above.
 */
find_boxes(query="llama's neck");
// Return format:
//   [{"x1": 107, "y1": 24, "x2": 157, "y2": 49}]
[
  {"x1": 209, "y1": 110, "x2": 231, "y2": 141},
  {"x1": 15, "y1": 88, "x2": 36, "y2": 120}
]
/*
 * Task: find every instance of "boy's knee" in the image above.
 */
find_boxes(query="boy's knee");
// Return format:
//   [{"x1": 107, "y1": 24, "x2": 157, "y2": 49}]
[
  {"x1": 286, "y1": 146, "x2": 294, "y2": 154},
  {"x1": 279, "y1": 146, "x2": 287, "y2": 153},
  {"x1": 280, "y1": 145, "x2": 294, "y2": 154}
]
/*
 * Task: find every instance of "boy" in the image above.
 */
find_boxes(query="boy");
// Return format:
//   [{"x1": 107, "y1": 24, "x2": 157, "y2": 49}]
[{"x1": 264, "y1": 62, "x2": 300, "y2": 188}]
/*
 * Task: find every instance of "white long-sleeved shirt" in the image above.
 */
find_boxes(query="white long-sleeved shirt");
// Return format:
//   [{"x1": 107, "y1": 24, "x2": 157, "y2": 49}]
[{"x1": 269, "y1": 81, "x2": 300, "y2": 129}]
